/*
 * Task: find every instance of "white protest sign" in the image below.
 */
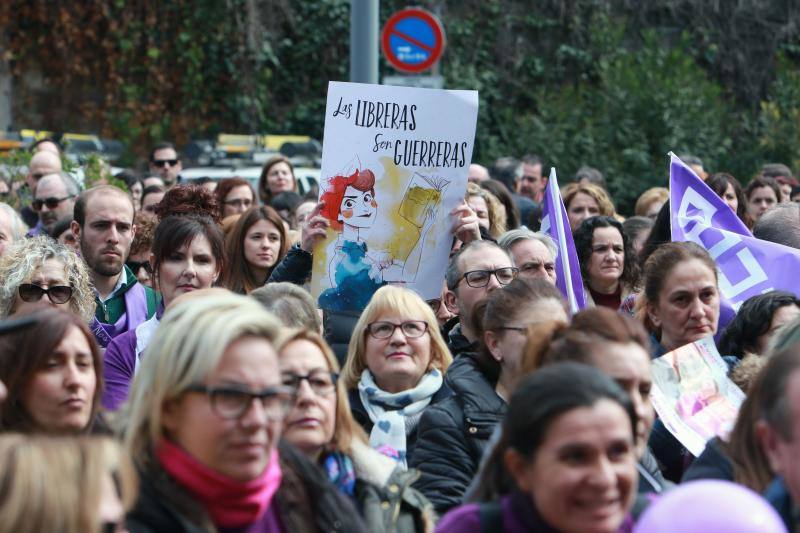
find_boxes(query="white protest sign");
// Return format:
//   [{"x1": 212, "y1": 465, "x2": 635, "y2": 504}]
[{"x1": 311, "y1": 81, "x2": 479, "y2": 312}]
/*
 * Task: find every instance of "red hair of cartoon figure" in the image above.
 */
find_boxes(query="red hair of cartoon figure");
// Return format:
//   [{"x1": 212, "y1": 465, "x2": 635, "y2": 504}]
[{"x1": 320, "y1": 169, "x2": 378, "y2": 231}]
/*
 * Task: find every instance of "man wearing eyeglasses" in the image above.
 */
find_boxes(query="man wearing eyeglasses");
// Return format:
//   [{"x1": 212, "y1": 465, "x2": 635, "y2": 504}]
[
  {"x1": 443, "y1": 240, "x2": 515, "y2": 356},
  {"x1": 148, "y1": 142, "x2": 183, "y2": 187},
  {"x1": 19, "y1": 150, "x2": 62, "y2": 227},
  {"x1": 28, "y1": 172, "x2": 79, "y2": 236}
]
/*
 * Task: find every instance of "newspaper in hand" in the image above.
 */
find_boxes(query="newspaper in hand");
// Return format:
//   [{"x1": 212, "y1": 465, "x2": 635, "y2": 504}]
[{"x1": 650, "y1": 336, "x2": 745, "y2": 457}]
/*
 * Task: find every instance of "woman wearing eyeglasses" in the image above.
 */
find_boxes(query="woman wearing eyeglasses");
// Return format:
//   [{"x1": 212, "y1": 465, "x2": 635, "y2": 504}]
[
  {"x1": 120, "y1": 292, "x2": 368, "y2": 532},
  {"x1": 215, "y1": 177, "x2": 257, "y2": 219},
  {"x1": 0, "y1": 235, "x2": 95, "y2": 323},
  {"x1": 411, "y1": 278, "x2": 568, "y2": 515},
  {"x1": 279, "y1": 329, "x2": 435, "y2": 532},
  {"x1": 340, "y1": 286, "x2": 453, "y2": 468},
  {"x1": 103, "y1": 185, "x2": 224, "y2": 410}
]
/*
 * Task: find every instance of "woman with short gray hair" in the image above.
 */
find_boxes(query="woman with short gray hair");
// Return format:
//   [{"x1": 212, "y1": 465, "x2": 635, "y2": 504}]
[{"x1": 0, "y1": 235, "x2": 94, "y2": 323}]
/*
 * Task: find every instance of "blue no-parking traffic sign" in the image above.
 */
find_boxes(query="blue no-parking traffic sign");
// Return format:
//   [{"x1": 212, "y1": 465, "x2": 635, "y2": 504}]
[{"x1": 381, "y1": 8, "x2": 445, "y2": 74}]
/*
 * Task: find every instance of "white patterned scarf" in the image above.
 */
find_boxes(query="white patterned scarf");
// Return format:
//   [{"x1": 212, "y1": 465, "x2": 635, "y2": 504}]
[{"x1": 357, "y1": 368, "x2": 443, "y2": 468}]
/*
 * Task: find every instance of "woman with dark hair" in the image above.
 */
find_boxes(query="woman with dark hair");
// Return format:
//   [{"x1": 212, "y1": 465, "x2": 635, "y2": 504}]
[
  {"x1": 522, "y1": 307, "x2": 667, "y2": 495},
  {"x1": 745, "y1": 175, "x2": 781, "y2": 222},
  {"x1": 215, "y1": 177, "x2": 256, "y2": 219},
  {"x1": 411, "y1": 279, "x2": 568, "y2": 514},
  {"x1": 0, "y1": 307, "x2": 103, "y2": 434},
  {"x1": 220, "y1": 206, "x2": 289, "y2": 294},
  {"x1": 639, "y1": 201, "x2": 672, "y2": 266},
  {"x1": 480, "y1": 179, "x2": 520, "y2": 230},
  {"x1": 706, "y1": 172, "x2": 751, "y2": 228},
  {"x1": 258, "y1": 155, "x2": 297, "y2": 204},
  {"x1": 103, "y1": 185, "x2": 224, "y2": 410},
  {"x1": 574, "y1": 216, "x2": 639, "y2": 310},
  {"x1": 622, "y1": 216, "x2": 653, "y2": 258},
  {"x1": 438, "y1": 363, "x2": 639, "y2": 532},
  {"x1": 116, "y1": 169, "x2": 143, "y2": 212},
  {"x1": 718, "y1": 291, "x2": 800, "y2": 359}
]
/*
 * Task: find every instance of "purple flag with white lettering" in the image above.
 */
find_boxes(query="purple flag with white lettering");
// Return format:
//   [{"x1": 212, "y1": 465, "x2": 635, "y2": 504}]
[
  {"x1": 540, "y1": 168, "x2": 587, "y2": 313},
  {"x1": 670, "y1": 153, "x2": 800, "y2": 318}
]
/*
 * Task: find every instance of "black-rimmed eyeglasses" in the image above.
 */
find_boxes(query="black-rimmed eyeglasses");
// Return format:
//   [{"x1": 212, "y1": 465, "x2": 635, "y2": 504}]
[
  {"x1": 458, "y1": 267, "x2": 518, "y2": 288},
  {"x1": 366, "y1": 320, "x2": 429, "y2": 340},
  {"x1": 185, "y1": 384, "x2": 296, "y2": 420},
  {"x1": 281, "y1": 370, "x2": 338, "y2": 396}
]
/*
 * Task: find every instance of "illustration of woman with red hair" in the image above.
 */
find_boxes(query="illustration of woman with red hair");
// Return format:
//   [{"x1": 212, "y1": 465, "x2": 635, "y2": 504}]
[{"x1": 317, "y1": 167, "x2": 435, "y2": 311}]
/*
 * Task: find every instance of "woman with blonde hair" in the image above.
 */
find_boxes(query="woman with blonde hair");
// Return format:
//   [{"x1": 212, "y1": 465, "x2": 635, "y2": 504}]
[
  {"x1": 0, "y1": 434, "x2": 137, "y2": 533},
  {"x1": 120, "y1": 291, "x2": 367, "y2": 532},
  {"x1": 634, "y1": 187, "x2": 669, "y2": 219},
  {"x1": 466, "y1": 182, "x2": 506, "y2": 239},
  {"x1": 279, "y1": 329, "x2": 434, "y2": 532},
  {"x1": 342, "y1": 285, "x2": 452, "y2": 467},
  {"x1": 0, "y1": 235, "x2": 95, "y2": 323},
  {"x1": 562, "y1": 182, "x2": 616, "y2": 231}
]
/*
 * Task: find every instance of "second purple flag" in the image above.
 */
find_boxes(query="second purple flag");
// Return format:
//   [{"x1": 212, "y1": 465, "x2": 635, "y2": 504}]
[{"x1": 540, "y1": 167, "x2": 587, "y2": 313}]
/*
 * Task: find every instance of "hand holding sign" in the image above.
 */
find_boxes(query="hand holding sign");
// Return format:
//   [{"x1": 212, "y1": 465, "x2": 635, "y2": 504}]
[
  {"x1": 301, "y1": 202, "x2": 330, "y2": 253},
  {"x1": 450, "y1": 201, "x2": 481, "y2": 245}
]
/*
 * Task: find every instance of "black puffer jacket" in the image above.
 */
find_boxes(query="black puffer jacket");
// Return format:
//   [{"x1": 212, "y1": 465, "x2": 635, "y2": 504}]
[
  {"x1": 349, "y1": 385, "x2": 453, "y2": 467},
  {"x1": 409, "y1": 352, "x2": 507, "y2": 515},
  {"x1": 127, "y1": 441, "x2": 368, "y2": 533},
  {"x1": 267, "y1": 243, "x2": 313, "y2": 285}
]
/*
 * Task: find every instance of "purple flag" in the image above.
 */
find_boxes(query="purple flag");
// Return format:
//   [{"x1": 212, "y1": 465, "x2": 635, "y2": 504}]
[
  {"x1": 540, "y1": 168, "x2": 587, "y2": 313},
  {"x1": 669, "y1": 153, "x2": 800, "y2": 316}
]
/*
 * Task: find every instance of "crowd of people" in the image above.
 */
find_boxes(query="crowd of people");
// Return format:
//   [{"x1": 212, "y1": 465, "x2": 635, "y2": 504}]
[{"x1": 0, "y1": 140, "x2": 799, "y2": 532}]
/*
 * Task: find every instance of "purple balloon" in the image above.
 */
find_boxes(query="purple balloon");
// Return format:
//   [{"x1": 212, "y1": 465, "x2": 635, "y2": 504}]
[{"x1": 634, "y1": 480, "x2": 787, "y2": 533}]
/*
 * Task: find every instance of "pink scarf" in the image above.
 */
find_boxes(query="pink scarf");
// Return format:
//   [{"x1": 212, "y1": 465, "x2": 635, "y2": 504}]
[{"x1": 156, "y1": 438, "x2": 282, "y2": 528}]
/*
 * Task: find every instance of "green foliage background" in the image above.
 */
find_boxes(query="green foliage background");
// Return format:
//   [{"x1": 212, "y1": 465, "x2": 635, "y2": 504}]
[{"x1": 3, "y1": 0, "x2": 800, "y2": 214}]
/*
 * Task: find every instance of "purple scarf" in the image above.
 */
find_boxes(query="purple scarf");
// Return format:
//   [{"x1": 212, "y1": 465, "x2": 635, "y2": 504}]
[{"x1": 91, "y1": 282, "x2": 148, "y2": 348}]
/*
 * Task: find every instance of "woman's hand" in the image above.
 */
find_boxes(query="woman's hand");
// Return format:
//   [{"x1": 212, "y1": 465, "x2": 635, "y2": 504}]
[
  {"x1": 301, "y1": 202, "x2": 330, "y2": 253},
  {"x1": 449, "y1": 201, "x2": 481, "y2": 244}
]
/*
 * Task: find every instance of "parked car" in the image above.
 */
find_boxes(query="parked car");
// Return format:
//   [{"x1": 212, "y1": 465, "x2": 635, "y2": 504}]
[{"x1": 180, "y1": 166, "x2": 320, "y2": 198}]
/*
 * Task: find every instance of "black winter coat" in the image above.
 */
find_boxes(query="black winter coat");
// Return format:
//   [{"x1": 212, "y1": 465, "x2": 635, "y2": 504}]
[
  {"x1": 348, "y1": 385, "x2": 453, "y2": 467},
  {"x1": 409, "y1": 352, "x2": 507, "y2": 515},
  {"x1": 126, "y1": 441, "x2": 368, "y2": 533}
]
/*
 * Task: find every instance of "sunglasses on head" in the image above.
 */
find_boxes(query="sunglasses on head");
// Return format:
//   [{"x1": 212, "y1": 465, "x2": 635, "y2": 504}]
[
  {"x1": 126, "y1": 261, "x2": 153, "y2": 275},
  {"x1": 153, "y1": 159, "x2": 178, "y2": 168},
  {"x1": 32, "y1": 196, "x2": 72, "y2": 211},
  {"x1": 18, "y1": 283, "x2": 73, "y2": 304}
]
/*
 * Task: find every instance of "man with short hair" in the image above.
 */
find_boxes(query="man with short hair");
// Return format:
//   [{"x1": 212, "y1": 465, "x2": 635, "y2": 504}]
[
  {"x1": 498, "y1": 228, "x2": 557, "y2": 284},
  {"x1": 490, "y1": 156, "x2": 537, "y2": 228},
  {"x1": 519, "y1": 154, "x2": 547, "y2": 204},
  {"x1": 148, "y1": 142, "x2": 182, "y2": 187},
  {"x1": 467, "y1": 163, "x2": 490, "y2": 184},
  {"x1": 20, "y1": 151, "x2": 62, "y2": 227},
  {"x1": 444, "y1": 240, "x2": 515, "y2": 355},
  {"x1": 756, "y1": 346, "x2": 800, "y2": 530},
  {"x1": 71, "y1": 185, "x2": 159, "y2": 348},
  {"x1": 753, "y1": 203, "x2": 800, "y2": 250},
  {"x1": 30, "y1": 172, "x2": 79, "y2": 235}
]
